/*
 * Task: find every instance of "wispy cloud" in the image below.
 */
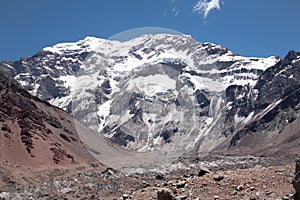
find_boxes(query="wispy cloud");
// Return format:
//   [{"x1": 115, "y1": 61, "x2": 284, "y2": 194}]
[
  {"x1": 164, "y1": 1, "x2": 180, "y2": 17},
  {"x1": 193, "y1": 0, "x2": 221, "y2": 19},
  {"x1": 172, "y1": 8, "x2": 180, "y2": 16}
]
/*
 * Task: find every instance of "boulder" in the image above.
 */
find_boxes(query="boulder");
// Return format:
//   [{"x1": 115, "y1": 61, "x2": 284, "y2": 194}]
[
  {"x1": 157, "y1": 188, "x2": 175, "y2": 200},
  {"x1": 293, "y1": 159, "x2": 300, "y2": 199},
  {"x1": 213, "y1": 175, "x2": 224, "y2": 182},
  {"x1": 198, "y1": 167, "x2": 210, "y2": 177}
]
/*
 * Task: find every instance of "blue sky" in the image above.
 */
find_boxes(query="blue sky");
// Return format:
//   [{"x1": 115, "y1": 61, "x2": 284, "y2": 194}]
[{"x1": 1, "y1": 0, "x2": 299, "y2": 61}]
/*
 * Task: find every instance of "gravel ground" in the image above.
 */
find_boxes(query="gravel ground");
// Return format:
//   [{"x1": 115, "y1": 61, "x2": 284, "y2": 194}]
[{"x1": 0, "y1": 156, "x2": 297, "y2": 200}]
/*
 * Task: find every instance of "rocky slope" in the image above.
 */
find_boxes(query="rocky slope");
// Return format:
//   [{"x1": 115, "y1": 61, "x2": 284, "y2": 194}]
[
  {"x1": 0, "y1": 70, "x2": 96, "y2": 177},
  {"x1": 219, "y1": 50, "x2": 300, "y2": 156},
  {"x1": 0, "y1": 69, "x2": 166, "y2": 196},
  {"x1": 1, "y1": 34, "x2": 299, "y2": 157}
]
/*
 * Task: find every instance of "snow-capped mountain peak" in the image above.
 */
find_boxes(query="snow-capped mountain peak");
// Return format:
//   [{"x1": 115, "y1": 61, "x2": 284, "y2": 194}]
[
  {"x1": 5, "y1": 33, "x2": 297, "y2": 157},
  {"x1": 42, "y1": 36, "x2": 119, "y2": 55}
]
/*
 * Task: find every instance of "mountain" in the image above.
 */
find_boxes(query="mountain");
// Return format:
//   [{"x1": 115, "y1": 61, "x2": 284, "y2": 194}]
[
  {"x1": 0, "y1": 70, "x2": 95, "y2": 170},
  {"x1": 219, "y1": 50, "x2": 300, "y2": 156},
  {"x1": 1, "y1": 34, "x2": 299, "y2": 157}
]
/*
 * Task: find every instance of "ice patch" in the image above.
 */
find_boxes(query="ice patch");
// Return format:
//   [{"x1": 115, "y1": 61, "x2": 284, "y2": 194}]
[
  {"x1": 59, "y1": 75, "x2": 77, "y2": 92},
  {"x1": 242, "y1": 111, "x2": 254, "y2": 125},
  {"x1": 126, "y1": 74, "x2": 176, "y2": 96},
  {"x1": 97, "y1": 100, "x2": 112, "y2": 131},
  {"x1": 4, "y1": 63, "x2": 13, "y2": 69}
]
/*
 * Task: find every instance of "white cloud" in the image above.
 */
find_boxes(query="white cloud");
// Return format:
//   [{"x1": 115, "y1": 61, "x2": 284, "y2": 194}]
[{"x1": 193, "y1": 0, "x2": 221, "y2": 19}]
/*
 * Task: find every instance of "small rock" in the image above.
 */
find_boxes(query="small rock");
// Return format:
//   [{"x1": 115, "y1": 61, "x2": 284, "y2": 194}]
[
  {"x1": 249, "y1": 197, "x2": 257, "y2": 200},
  {"x1": 230, "y1": 191, "x2": 237, "y2": 195},
  {"x1": 167, "y1": 181, "x2": 173, "y2": 185},
  {"x1": 250, "y1": 187, "x2": 255, "y2": 191},
  {"x1": 183, "y1": 174, "x2": 189, "y2": 178},
  {"x1": 176, "y1": 194, "x2": 188, "y2": 200},
  {"x1": 236, "y1": 185, "x2": 244, "y2": 191},
  {"x1": 89, "y1": 195, "x2": 96, "y2": 199},
  {"x1": 213, "y1": 175, "x2": 224, "y2": 182},
  {"x1": 214, "y1": 195, "x2": 219, "y2": 200},
  {"x1": 122, "y1": 194, "x2": 129, "y2": 199},
  {"x1": 156, "y1": 174, "x2": 164, "y2": 180},
  {"x1": 176, "y1": 181, "x2": 186, "y2": 189},
  {"x1": 142, "y1": 181, "x2": 150, "y2": 188},
  {"x1": 202, "y1": 183, "x2": 208, "y2": 187},
  {"x1": 90, "y1": 162, "x2": 99, "y2": 168},
  {"x1": 265, "y1": 191, "x2": 273, "y2": 196},
  {"x1": 101, "y1": 167, "x2": 116, "y2": 176}
]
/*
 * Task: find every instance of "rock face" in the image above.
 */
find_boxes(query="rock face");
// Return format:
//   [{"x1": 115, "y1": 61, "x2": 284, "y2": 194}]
[
  {"x1": 294, "y1": 159, "x2": 300, "y2": 199},
  {"x1": 221, "y1": 50, "x2": 300, "y2": 156},
  {"x1": 0, "y1": 71, "x2": 95, "y2": 168},
  {"x1": 1, "y1": 34, "x2": 299, "y2": 157}
]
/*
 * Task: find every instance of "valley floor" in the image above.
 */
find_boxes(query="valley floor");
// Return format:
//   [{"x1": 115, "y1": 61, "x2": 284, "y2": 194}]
[
  {"x1": 132, "y1": 164, "x2": 295, "y2": 200},
  {"x1": 0, "y1": 155, "x2": 296, "y2": 200}
]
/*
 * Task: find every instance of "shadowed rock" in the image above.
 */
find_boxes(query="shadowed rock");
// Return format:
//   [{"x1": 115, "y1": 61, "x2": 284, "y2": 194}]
[
  {"x1": 157, "y1": 188, "x2": 175, "y2": 200},
  {"x1": 293, "y1": 159, "x2": 300, "y2": 199}
]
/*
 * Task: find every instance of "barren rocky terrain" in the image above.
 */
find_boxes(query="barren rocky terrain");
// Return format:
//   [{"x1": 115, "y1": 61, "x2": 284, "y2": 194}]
[{"x1": 0, "y1": 155, "x2": 296, "y2": 200}]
